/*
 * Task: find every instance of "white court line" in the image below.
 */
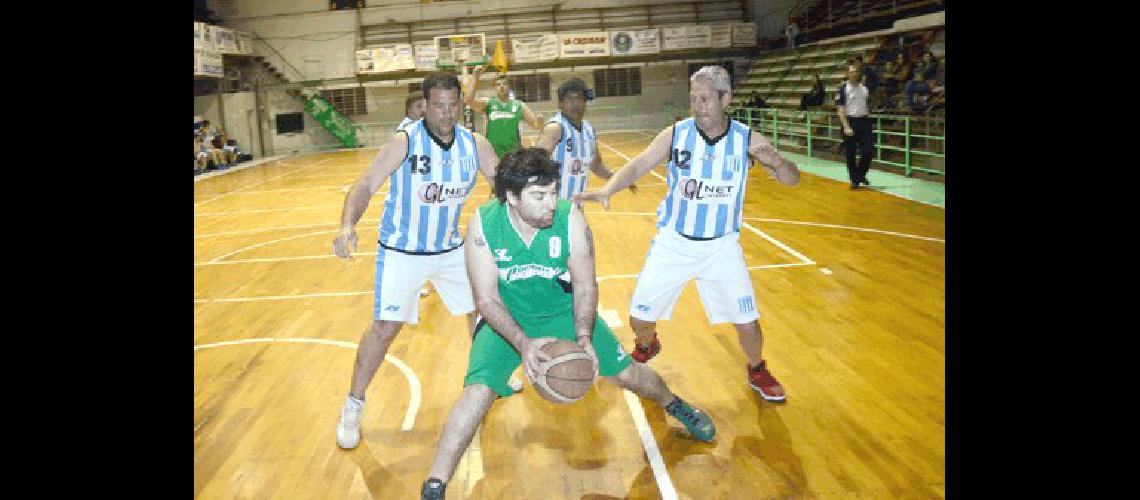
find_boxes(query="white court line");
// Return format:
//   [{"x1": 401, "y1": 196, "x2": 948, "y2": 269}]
[
  {"x1": 194, "y1": 263, "x2": 812, "y2": 302},
  {"x1": 196, "y1": 252, "x2": 379, "y2": 266},
  {"x1": 599, "y1": 309, "x2": 678, "y2": 500},
  {"x1": 194, "y1": 291, "x2": 372, "y2": 303},
  {"x1": 195, "y1": 185, "x2": 349, "y2": 196},
  {"x1": 455, "y1": 425, "x2": 485, "y2": 496},
  {"x1": 209, "y1": 230, "x2": 341, "y2": 263},
  {"x1": 193, "y1": 337, "x2": 421, "y2": 431},
  {"x1": 194, "y1": 219, "x2": 380, "y2": 239},
  {"x1": 599, "y1": 309, "x2": 623, "y2": 328},
  {"x1": 194, "y1": 157, "x2": 327, "y2": 207},
  {"x1": 195, "y1": 205, "x2": 344, "y2": 217},
  {"x1": 742, "y1": 217, "x2": 945, "y2": 243},
  {"x1": 596, "y1": 141, "x2": 669, "y2": 183},
  {"x1": 740, "y1": 222, "x2": 815, "y2": 265}
]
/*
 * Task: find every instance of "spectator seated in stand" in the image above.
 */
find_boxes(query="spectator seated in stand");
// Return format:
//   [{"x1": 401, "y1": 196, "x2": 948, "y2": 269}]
[
  {"x1": 870, "y1": 61, "x2": 894, "y2": 112},
  {"x1": 884, "y1": 53, "x2": 912, "y2": 94},
  {"x1": 915, "y1": 51, "x2": 939, "y2": 83},
  {"x1": 904, "y1": 73, "x2": 933, "y2": 115},
  {"x1": 212, "y1": 132, "x2": 236, "y2": 168},
  {"x1": 197, "y1": 120, "x2": 227, "y2": 170},
  {"x1": 800, "y1": 74, "x2": 825, "y2": 110},
  {"x1": 195, "y1": 135, "x2": 210, "y2": 174},
  {"x1": 747, "y1": 91, "x2": 767, "y2": 108}
]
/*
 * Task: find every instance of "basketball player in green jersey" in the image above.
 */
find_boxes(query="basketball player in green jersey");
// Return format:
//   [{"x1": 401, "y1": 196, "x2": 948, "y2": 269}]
[
  {"x1": 419, "y1": 148, "x2": 715, "y2": 499},
  {"x1": 464, "y1": 65, "x2": 546, "y2": 159}
]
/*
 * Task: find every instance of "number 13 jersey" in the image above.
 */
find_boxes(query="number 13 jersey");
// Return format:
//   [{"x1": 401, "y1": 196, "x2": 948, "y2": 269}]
[{"x1": 379, "y1": 121, "x2": 481, "y2": 253}]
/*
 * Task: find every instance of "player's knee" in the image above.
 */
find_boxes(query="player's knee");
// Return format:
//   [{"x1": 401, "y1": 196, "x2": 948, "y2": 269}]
[
  {"x1": 369, "y1": 319, "x2": 404, "y2": 341},
  {"x1": 734, "y1": 320, "x2": 760, "y2": 336},
  {"x1": 629, "y1": 317, "x2": 655, "y2": 331},
  {"x1": 608, "y1": 363, "x2": 638, "y2": 388}
]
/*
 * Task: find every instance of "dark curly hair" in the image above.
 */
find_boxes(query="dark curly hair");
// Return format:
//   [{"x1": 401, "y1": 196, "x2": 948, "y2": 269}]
[
  {"x1": 494, "y1": 147, "x2": 560, "y2": 203},
  {"x1": 557, "y1": 77, "x2": 589, "y2": 103}
]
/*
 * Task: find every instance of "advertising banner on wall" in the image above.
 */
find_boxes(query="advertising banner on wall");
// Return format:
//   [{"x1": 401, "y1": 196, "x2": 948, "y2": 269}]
[
  {"x1": 661, "y1": 25, "x2": 712, "y2": 50},
  {"x1": 414, "y1": 42, "x2": 438, "y2": 71},
  {"x1": 732, "y1": 23, "x2": 758, "y2": 46},
  {"x1": 709, "y1": 24, "x2": 734, "y2": 48},
  {"x1": 511, "y1": 34, "x2": 560, "y2": 63},
  {"x1": 234, "y1": 31, "x2": 253, "y2": 54},
  {"x1": 305, "y1": 96, "x2": 358, "y2": 148},
  {"x1": 356, "y1": 44, "x2": 416, "y2": 74},
  {"x1": 194, "y1": 22, "x2": 204, "y2": 50},
  {"x1": 355, "y1": 49, "x2": 377, "y2": 73},
  {"x1": 195, "y1": 49, "x2": 224, "y2": 77},
  {"x1": 559, "y1": 32, "x2": 610, "y2": 58},
  {"x1": 609, "y1": 28, "x2": 660, "y2": 56},
  {"x1": 213, "y1": 27, "x2": 239, "y2": 54},
  {"x1": 197, "y1": 24, "x2": 216, "y2": 52}
]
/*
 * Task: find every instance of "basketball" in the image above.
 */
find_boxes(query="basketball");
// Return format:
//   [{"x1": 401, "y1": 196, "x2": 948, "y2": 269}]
[{"x1": 524, "y1": 339, "x2": 596, "y2": 404}]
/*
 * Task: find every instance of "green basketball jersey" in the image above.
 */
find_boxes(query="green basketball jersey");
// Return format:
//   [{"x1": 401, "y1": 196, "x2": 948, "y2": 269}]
[
  {"x1": 484, "y1": 98, "x2": 524, "y2": 158},
  {"x1": 478, "y1": 198, "x2": 573, "y2": 320}
]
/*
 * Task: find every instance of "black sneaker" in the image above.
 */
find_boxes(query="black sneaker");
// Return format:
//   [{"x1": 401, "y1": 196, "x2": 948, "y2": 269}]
[
  {"x1": 421, "y1": 478, "x2": 446, "y2": 500},
  {"x1": 664, "y1": 396, "x2": 716, "y2": 442}
]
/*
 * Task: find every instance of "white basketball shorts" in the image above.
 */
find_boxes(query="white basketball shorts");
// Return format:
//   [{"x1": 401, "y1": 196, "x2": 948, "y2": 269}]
[
  {"x1": 373, "y1": 244, "x2": 474, "y2": 323},
  {"x1": 629, "y1": 228, "x2": 760, "y2": 325}
]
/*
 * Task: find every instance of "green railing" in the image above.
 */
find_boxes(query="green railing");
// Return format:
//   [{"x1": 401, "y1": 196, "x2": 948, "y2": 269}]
[{"x1": 730, "y1": 107, "x2": 945, "y2": 176}]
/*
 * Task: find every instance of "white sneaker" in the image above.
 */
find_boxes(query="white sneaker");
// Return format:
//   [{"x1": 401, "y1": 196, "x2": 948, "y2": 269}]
[
  {"x1": 508, "y1": 377, "x2": 524, "y2": 393},
  {"x1": 336, "y1": 395, "x2": 364, "y2": 449}
]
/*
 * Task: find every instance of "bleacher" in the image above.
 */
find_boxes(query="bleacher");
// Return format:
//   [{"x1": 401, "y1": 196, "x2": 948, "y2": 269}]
[
  {"x1": 732, "y1": 35, "x2": 883, "y2": 112},
  {"x1": 729, "y1": 24, "x2": 946, "y2": 178}
]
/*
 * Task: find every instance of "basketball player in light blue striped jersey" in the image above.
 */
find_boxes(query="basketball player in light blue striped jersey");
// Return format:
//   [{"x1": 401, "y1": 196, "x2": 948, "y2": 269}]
[
  {"x1": 330, "y1": 72, "x2": 507, "y2": 450},
  {"x1": 395, "y1": 91, "x2": 431, "y2": 298},
  {"x1": 575, "y1": 65, "x2": 801, "y2": 403},
  {"x1": 396, "y1": 91, "x2": 426, "y2": 133},
  {"x1": 534, "y1": 77, "x2": 637, "y2": 201}
]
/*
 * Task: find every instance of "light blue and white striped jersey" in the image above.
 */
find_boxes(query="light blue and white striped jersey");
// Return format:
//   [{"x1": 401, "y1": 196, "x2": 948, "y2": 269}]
[
  {"x1": 396, "y1": 116, "x2": 419, "y2": 132},
  {"x1": 379, "y1": 120, "x2": 481, "y2": 254},
  {"x1": 547, "y1": 112, "x2": 596, "y2": 200},
  {"x1": 656, "y1": 117, "x2": 752, "y2": 239}
]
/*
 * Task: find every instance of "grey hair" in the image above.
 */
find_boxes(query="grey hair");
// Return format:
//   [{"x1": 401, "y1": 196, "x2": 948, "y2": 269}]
[{"x1": 690, "y1": 65, "x2": 732, "y2": 97}]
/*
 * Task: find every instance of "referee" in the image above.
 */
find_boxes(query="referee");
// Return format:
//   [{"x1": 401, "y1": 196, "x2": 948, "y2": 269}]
[{"x1": 836, "y1": 64, "x2": 874, "y2": 189}]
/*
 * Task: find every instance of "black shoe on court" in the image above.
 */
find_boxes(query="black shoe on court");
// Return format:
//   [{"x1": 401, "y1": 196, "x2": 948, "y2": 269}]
[{"x1": 421, "y1": 478, "x2": 446, "y2": 500}]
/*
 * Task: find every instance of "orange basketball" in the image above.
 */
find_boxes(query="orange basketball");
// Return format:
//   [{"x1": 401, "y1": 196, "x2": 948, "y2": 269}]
[{"x1": 524, "y1": 339, "x2": 596, "y2": 404}]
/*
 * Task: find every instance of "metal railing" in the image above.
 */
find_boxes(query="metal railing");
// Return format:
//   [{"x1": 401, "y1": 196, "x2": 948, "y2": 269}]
[{"x1": 731, "y1": 106, "x2": 944, "y2": 176}]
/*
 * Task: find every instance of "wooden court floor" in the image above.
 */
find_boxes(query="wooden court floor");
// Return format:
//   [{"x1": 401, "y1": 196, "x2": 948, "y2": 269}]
[{"x1": 194, "y1": 131, "x2": 946, "y2": 499}]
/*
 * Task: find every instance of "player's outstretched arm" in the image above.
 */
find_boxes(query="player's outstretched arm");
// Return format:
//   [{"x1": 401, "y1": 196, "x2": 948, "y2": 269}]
[
  {"x1": 332, "y1": 132, "x2": 409, "y2": 258},
  {"x1": 465, "y1": 213, "x2": 554, "y2": 364},
  {"x1": 521, "y1": 103, "x2": 545, "y2": 130},
  {"x1": 574, "y1": 126, "x2": 671, "y2": 209},
  {"x1": 748, "y1": 130, "x2": 800, "y2": 186},
  {"x1": 533, "y1": 122, "x2": 561, "y2": 154},
  {"x1": 473, "y1": 133, "x2": 500, "y2": 193},
  {"x1": 465, "y1": 66, "x2": 490, "y2": 116},
  {"x1": 589, "y1": 142, "x2": 637, "y2": 194},
  {"x1": 566, "y1": 205, "x2": 600, "y2": 375}
]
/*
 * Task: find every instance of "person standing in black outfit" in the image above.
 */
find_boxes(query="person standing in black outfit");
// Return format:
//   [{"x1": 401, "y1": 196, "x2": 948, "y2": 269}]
[{"x1": 836, "y1": 64, "x2": 874, "y2": 189}]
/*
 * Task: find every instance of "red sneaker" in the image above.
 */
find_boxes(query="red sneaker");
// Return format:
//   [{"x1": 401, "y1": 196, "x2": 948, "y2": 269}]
[
  {"x1": 630, "y1": 336, "x2": 661, "y2": 363},
  {"x1": 747, "y1": 361, "x2": 786, "y2": 402}
]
